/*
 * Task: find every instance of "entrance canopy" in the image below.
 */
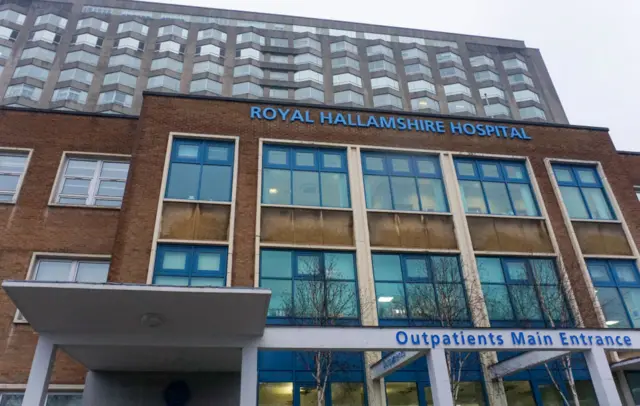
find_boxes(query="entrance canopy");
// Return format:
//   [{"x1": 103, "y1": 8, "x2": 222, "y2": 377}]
[{"x1": 3, "y1": 280, "x2": 271, "y2": 371}]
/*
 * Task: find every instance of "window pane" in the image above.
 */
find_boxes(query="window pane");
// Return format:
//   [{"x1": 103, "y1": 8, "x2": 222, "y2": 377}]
[
  {"x1": 36, "y1": 260, "x2": 71, "y2": 281},
  {"x1": 200, "y1": 165, "x2": 232, "y2": 201},
  {"x1": 66, "y1": 159, "x2": 97, "y2": 177},
  {"x1": 540, "y1": 285, "x2": 567, "y2": 321},
  {"x1": 483, "y1": 182, "x2": 512, "y2": 215},
  {"x1": 364, "y1": 156, "x2": 384, "y2": 172},
  {"x1": 262, "y1": 169, "x2": 291, "y2": 204},
  {"x1": 508, "y1": 183, "x2": 538, "y2": 216},
  {"x1": 332, "y1": 383, "x2": 365, "y2": 406},
  {"x1": 460, "y1": 180, "x2": 487, "y2": 214},
  {"x1": 482, "y1": 284, "x2": 514, "y2": 320},
  {"x1": 613, "y1": 263, "x2": 638, "y2": 283},
  {"x1": 479, "y1": 162, "x2": 500, "y2": 178},
  {"x1": 364, "y1": 175, "x2": 392, "y2": 209},
  {"x1": 322, "y1": 153, "x2": 343, "y2": 169},
  {"x1": 456, "y1": 162, "x2": 475, "y2": 177},
  {"x1": 596, "y1": 287, "x2": 632, "y2": 328},
  {"x1": 505, "y1": 261, "x2": 528, "y2": 281},
  {"x1": 46, "y1": 394, "x2": 83, "y2": 406},
  {"x1": 299, "y1": 386, "x2": 319, "y2": 406},
  {"x1": 97, "y1": 180, "x2": 125, "y2": 197},
  {"x1": 0, "y1": 154, "x2": 27, "y2": 173},
  {"x1": 154, "y1": 276, "x2": 189, "y2": 286},
  {"x1": 0, "y1": 174, "x2": 19, "y2": 191},
  {"x1": 559, "y1": 186, "x2": 589, "y2": 219},
  {"x1": 262, "y1": 279, "x2": 292, "y2": 317},
  {"x1": 531, "y1": 259, "x2": 558, "y2": 284},
  {"x1": 190, "y1": 277, "x2": 224, "y2": 287},
  {"x1": 75, "y1": 262, "x2": 109, "y2": 282},
  {"x1": 436, "y1": 283, "x2": 469, "y2": 320},
  {"x1": 432, "y1": 256, "x2": 461, "y2": 282},
  {"x1": 327, "y1": 281, "x2": 358, "y2": 317},
  {"x1": 588, "y1": 262, "x2": 612, "y2": 283},
  {"x1": 576, "y1": 168, "x2": 598, "y2": 184},
  {"x1": 582, "y1": 188, "x2": 613, "y2": 220},
  {"x1": 320, "y1": 172, "x2": 349, "y2": 208},
  {"x1": 509, "y1": 285, "x2": 542, "y2": 320},
  {"x1": 390, "y1": 158, "x2": 410, "y2": 173},
  {"x1": 390, "y1": 177, "x2": 419, "y2": 211},
  {"x1": 61, "y1": 178, "x2": 90, "y2": 195},
  {"x1": 294, "y1": 151, "x2": 314, "y2": 167},
  {"x1": 59, "y1": 197, "x2": 87, "y2": 205},
  {"x1": 417, "y1": 178, "x2": 446, "y2": 212},
  {"x1": 386, "y1": 382, "x2": 419, "y2": 406},
  {"x1": 376, "y1": 282, "x2": 406, "y2": 318},
  {"x1": 554, "y1": 168, "x2": 573, "y2": 183},
  {"x1": 406, "y1": 257, "x2": 428, "y2": 279},
  {"x1": 407, "y1": 283, "x2": 437, "y2": 319},
  {"x1": 504, "y1": 381, "x2": 536, "y2": 406},
  {"x1": 292, "y1": 171, "x2": 320, "y2": 206},
  {"x1": 261, "y1": 250, "x2": 292, "y2": 278},
  {"x1": 372, "y1": 254, "x2": 402, "y2": 281},
  {"x1": 207, "y1": 146, "x2": 229, "y2": 161},
  {"x1": 259, "y1": 383, "x2": 294, "y2": 405},
  {"x1": 476, "y1": 257, "x2": 505, "y2": 283},
  {"x1": 166, "y1": 163, "x2": 200, "y2": 200},
  {"x1": 621, "y1": 288, "x2": 640, "y2": 328},
  {"x1": 297, "y1": 254, "x2": 321, "y2": 275},
  {"x1": 162, "y1": 251, "x2": 187, "y2": 270},
  {"x1": 177, "y1": 144, "x2": 199, "y2": 159},
  {"x1": 197, "y1": 252, "x2": 221, "y2": 272},
  {"x1": 325, "y1": 253, "x2": 355, "y2": 280},
  {"x1": 267, "y1": 149, "x2": 287, "y2": 165},
  {"x1": 101, "y1": 162, "x2": 129, "y2": 179}
]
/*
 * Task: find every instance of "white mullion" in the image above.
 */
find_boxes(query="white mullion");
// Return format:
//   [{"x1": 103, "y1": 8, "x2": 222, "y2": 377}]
[
  {"x1": 87, "y1": 160, "x2": 102, "y2": 205},
  {"x1": 69, "y1": 261, "x2": 79, "y2": 281}
]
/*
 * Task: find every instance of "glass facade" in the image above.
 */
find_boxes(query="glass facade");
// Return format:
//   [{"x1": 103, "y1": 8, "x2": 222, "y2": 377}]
[{"x1": 552, "y1": 165, "x2": 614, "y2": 220}]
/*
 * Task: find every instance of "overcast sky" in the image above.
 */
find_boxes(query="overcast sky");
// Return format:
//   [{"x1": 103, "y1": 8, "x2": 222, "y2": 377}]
[{"x1": 143, "y1": 0, "x2": 640, "y2": 151}]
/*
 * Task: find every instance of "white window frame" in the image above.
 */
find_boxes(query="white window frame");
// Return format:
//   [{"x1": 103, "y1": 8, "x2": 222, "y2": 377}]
[
  {"x1": 14, "y1": 252, "x2": 111, "y2": 323},
  {"x1": 0, "y1": 147, "x2": 32, "y2": 204},
  {"x1": 49, "y1": 152, "x2": 131, "y2": 208}
]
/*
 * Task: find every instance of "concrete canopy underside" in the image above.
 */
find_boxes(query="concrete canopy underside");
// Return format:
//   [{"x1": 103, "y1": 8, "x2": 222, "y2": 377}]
[{"x1": 2, "y1": 281, "x2": 271, "y2": 372}]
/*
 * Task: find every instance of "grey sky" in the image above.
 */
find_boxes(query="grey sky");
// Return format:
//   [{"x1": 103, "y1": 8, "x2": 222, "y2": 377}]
[{"x1": 143, "y1": 0, "x2": 640, "y2": 151}]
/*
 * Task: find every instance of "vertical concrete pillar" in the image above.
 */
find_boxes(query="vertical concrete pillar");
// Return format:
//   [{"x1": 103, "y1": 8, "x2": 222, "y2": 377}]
[
  {"x1": 239, "y1": 346, "x2": 258, "y2": 406},
  {"x1": 616, "y1": 370, "x2": 636, "y2": 406},
  {"x1": 426, "y1": 348, "x2": 454, "y2": 406},
  {"x1": 23, "y1": 336, "x2": 57, "y2": 406},
  {"x1": 364, "y1": 351, "x2": 386, "y2": 406},
  {"x1": 584, "y1": 348, "x2": 622, "y2": 406}
]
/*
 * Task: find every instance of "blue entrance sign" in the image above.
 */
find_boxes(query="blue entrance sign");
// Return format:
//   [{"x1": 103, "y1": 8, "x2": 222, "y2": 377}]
[{"x1": 250, "y1": 106, "x2": 532, "y2": 140}]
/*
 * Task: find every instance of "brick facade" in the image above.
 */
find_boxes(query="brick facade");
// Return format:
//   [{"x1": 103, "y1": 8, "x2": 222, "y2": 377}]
[{"x1": 0, "y1": 94, "x2": 637, "y2": 385}]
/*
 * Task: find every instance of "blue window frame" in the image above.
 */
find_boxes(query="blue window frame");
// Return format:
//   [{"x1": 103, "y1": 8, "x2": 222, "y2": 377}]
[
  {"x1": 362, "y1": 152, "x2": 447, "y2": 212},
  {"x1": 552, "y1": 164, "x2": 615, "y2": 220},
  {"x1": 477, "y1": 257, "x2": 569, "y2": 326},
  {"x1": 262, "y1": 145, "x2": 350, "y2": 208},
  {"x1": 260, "y1": 249, "x2": 360, "y2": 324},
  {"x1": 454, "y1": 159, "x2": 538, "y2": 216},
  {"x1": 372, "y1": 254, "x2": 469, "y2": 324},
  {"x1": 153, "y1": 244, "x2": 227, "y2": 287},
  {"x1": 587, "y1": 259, "x2": 640, "y2": 328},
  {"x1": 165, "y1": 139, "x2": 235, "y2": 202}
]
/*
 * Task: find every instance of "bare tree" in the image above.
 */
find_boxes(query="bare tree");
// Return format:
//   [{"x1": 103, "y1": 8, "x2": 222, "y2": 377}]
[{"x1": 282, "y1": 255, "x2": 365, "y2": 406}]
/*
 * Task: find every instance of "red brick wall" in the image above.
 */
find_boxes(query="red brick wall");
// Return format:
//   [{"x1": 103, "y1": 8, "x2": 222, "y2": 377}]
[{"x1": 0, "y1": 110, "x2": 136, "y2": 384}]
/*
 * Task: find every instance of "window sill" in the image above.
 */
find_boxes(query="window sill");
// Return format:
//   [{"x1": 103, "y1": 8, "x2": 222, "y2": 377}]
[
  {"x1": 260, "y1": 242, "x2": 355, "y2": 251},
  {"x1": 163, "y1": 198, "x2": 232, "y2": 205},
  {"x1": 261, "y1": 203, "x2": 352, "y2": 212},
  {"x1": 372, "y1": 246, "x2": 460, "y2": 253},
  {"x1": 465, "y1": 213, "x2": 544, "y2": 221},
  {"x1": 582, "y1": 254, "x2": 636, "y2": 260},
  {"x1": 474, "y1": 250, "x2": 556, "y2": 257},
  {"x1": 47, "y1": 203, "x2": 121, "y2": 210},
  {"x1": 366, "y1": 209, "x2": 451, "y2": 216},
  {"x1": 570, "y1": 218, "x2": 621, "y2": 224},
  {"x1": 0, "y1": 200, "x2": 17, "y2": 205},
  {"x1": 156, "y1": 238, "x2": 228, "y2": 245}
]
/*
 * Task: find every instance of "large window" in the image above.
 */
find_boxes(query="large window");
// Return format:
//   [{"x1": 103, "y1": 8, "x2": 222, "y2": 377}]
[
  {"x1": 150, "y1": 57, "x2": 183, "y2": 73},
  {"x1": 404, "y1": 63, "x2": 431, "y2": 77},
  {"x1": 407, "y1": 80, "x2": 435, "y2": 94},
  {"x1": 0, "y1": 392, "x2": 82, "y2": 405},
  {"x1": 362, "y1": 152, "x2": 447, "y2": 212},
  {"x1": 103, "y1": 71, "x2": 137, "y2": 88},
  {"x1": 373, "y1": 254, "x2": 468, "y2": 323},
  {"x1": 401, "y1": 48, "x2": 428, "y2": 62},
  {"x1": 165, "y1": 139, "x2": 234, "y2": 202},
  {"x1": 260, "y1": 249, "x2": 359, "y2": 321},
  {"x1": 333, "y1": 73, "x2": 362, "y2": 87},
  {"x1": 330, "y1": 41, "x2": 358, "y2": 54},
  {"x1": 477, "y1": 257, "x2": 568, "y2": 325},
  {"x1": 369, "y1": 60, "x2": 396, "y2": 74},
  {"x1": 59, "y1": 68, "x2": 93, "y2": 85},
  {"x1": 5, "y1": 84, "x2": 42, "y2": 101},
  {"x1": 51, "y1": 87, "x2": 88, "y2": 104},
  {"x1": 21, "y1": 47, "x2": 56, "y2": 63},
  {"x1": 108, "y1": 54, "x2": 142, "y2": 70},
  {"x1": 454, "y1": 159, "x2": 538, "y2": 216},
  {"x1": 153, "y1": 244, "x2": 227, "y2": 287},
  {"x1": 587, "y1": 260, "x2": 640, "y2": 329},
  {"x1": 439, "y1": 66, "x2": 466, "y2": 79},
  {"x1": 366, "y1": 45, "x2": 393, "y2": 58},
  {"x1": 97, "y1": 90, "x2": 133, "y2": 108},
  {"x1": 66, "y1": 50, "x2": 99, "y2": 66},
  {"x1": 436, "y1": 52, "x2": 462, "y2": 65},
  {"x1": 331, "y1": 56, "x2": 360, "y2": 70},
  {"x1": 470, "y1": 55, "x2": 495, "y2": 67},
  {"x1": 53, "y1": 156, "x2": 129, "y2": 207},
  {"x1": 13, "y1": 65, "x2": 49, "y2": 81},
  {"x1": 30, "y1": 257, "x2": 109, "y2": 283},
  {"x1": 262, "y1": 145, "x2": 349, "y2": 208},
  {"x1": 0, "y1": 151, "x2": 29, "y2": 203},
  {"x1": 503, "y1": 58, "x2": 528, "y2": 71},
  {"x1": 552, "y1": 165, "x2": 614, "y2": 220}
]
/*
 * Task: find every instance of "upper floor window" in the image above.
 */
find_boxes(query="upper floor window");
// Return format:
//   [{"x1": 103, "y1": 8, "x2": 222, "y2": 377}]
[
  {"x1": 364, "y1": 32, "x2": 391, "y2": 41},
  {"x1": 484, "y1": 104, "x2": 511, "y2": 118},
  {"x1": 398, "y1": 36, "x2": 426, "y2": 45},
  {"x1": 366, "y1": 44, "x2": 393, "y2": 58},
  {"x1": 373, "y1": 254, "x2": 468, "y2": 322},
  {"x1": 232, "y1": 82, "x2": 263, "y2": 97},
  {"x1": 373, "y1": 94, "x2": 402, "y2": 109},
  {"x1": 503, "y1": 58, "x2": 528, "y2": 71},
  {"x1": 262, "y1": 146, "x2": 349, "y2": 208},
  {"x1": 514, "y1": 89, "x2": 540, "y2": 103},
  {"x1": 294, "y1": 53, "x2": 322, "y2": 67},
  {"x1": 328, "y1": 29, "x2": 356, "y2": 38},
  {"x1": 330, "y1": 41, "x2": 357, "y2": 54},
  {"x1": 408, "y1": 80, "x2": 435, "y2": 94},
  {"x1": 0, "y1": 9, "x2": 26, "y2": 25},
  {"x1": 519, "y1": 106, "x2": 546, "y2": 120},
  {"x1": 552, "y1": 165, "x2": 614, "y2": 220},
  {"x1": 59, "y1": 68, "x2": 94, "y2": 85},
  {"x1": 0, "y1": 44, "x2": 11, "y2": 59},
  {"x1": 115, "y1": 37, "x2": 144, "y2": 51},
  {"x1": 269, "y1": 37, "x2": 288, "y2": 47},
  {"x1": 158, "y1": 25, "x2": 187, "y2": 39},
  {"x1": 444, "y1": 83, "x2": 471, "y2": 97},
  {"x1": 97, "y1": 90, "x2": 133, "y2": 108},
  {"x1": 294, "y1": 69, "x2": 323, "y2": 84},
  {"x1": 76, "y1": 17, "x2": 108, "y2": 32},
  {"x1": 362, "y1": 152, "x2": 446, "y2": 212},
  {"x1": 233, "y1": 64, "x2": 264, "y2": 79},
  {"x1": 436, "y1": 52, "x2": 462, "y2": 64},
  {"x1": 509, "y1": 73, "x2": 534, "y2": 87},
  {"x1": 153, "y1": 244, "x2": 227, "y2": 287},
  {"x1": 479, "y1": 86, "x2": 505, "y2": 100},
  {"x1": 155, "y1": 40, "x2": 184, "y2": 54},
  {"x1": 369, "y1": 60, "x2": 396, "y2": 74},
  {"x1": 197, "y1": 28, "x2": 226, "y2": 42},
  {"x1": 411, "y1": 97, "x2": 439, "y2": 112},
  {"x1": 166, "y1": 139, "x2": 234, "y2": 202},
  {"x1": 405, "y1": 63, "x2": 431, "y2": 77},
  {"x1": 51, "y1": 87, "x2": 88, "y2": 104},
  {"x1": 103, "y1": 71, "x2": 137, "y2": 88},
  {"x1": 260, "y1": 249, "x2": 359, "y2": 321},
  {"x1": 147, "y1": 75, "x2": 180, "y2": 92},
  {"x1": 331, "y1": 56, "x2": 359, "y2": 70},
  {"x1": 21, "y1": 47, "x2": 56, "y2": 63},
  {"x1": 193, "y1": 61, "x2": 223, "y2": 76},
  {"x1": 295, "y1": 87, "x2": 324, "y2": 102},
  {"x1": 31, "y1": 30, "x2": 61, "y2": 44},
  {"x1": 0, "y1": 25, "x2": 18, "y2": 41},
  {"x1": 448, "y1": 100, "x2": 476, "y2": 115},
  {"x1": 268, "y1": 54, "x2": 288, "y2": 63},
  {"x1": 5, "y1": 84, "x2": 41, "y2": 101},
  {"x1": 117, "y1": 21, "x2": 148, "y2": 36},
  {"x1": 31, "y1": 257, "x2": 109, "y2": 283},
  {"x1": 236, "y1": 32, "x2": 265, "y2": 45},
  {"x1": 109, "y1": 54, "x2": 142, "y2": 70},
  {"x1": 190, "y1": 78, "x2": 222, "y2": 94},
  {"x1": 150, "y1": 57, "x2": 182, "y2": 73},
  {"x1": 54, "y1": 157, "x2": 130, "y2": 207},
  {"x1": 268, "y1": 71, "x2": 289, "y2": 81},
  {"x1": 470, "y1": 55, "x2": 495, "y2": 67},
  {"x1": 474, "y1": 70, "x2": 500, "y2": 82},
  {"x1": 587, "y1": 259, "x2": 640, "y2": 328},
  {"x1": 293, "y1": 37, "x2": 320, "y2": 51},
  {"x1": 455, "y1": 159, "x2": 538, "y2": 216},
  {"x1": 334, "y1": 90, "x2": 364, "y2": 106},
  {"x1": 439, "y1": 66, "x2": 466, "y2": 80},
  {"x1": 13, "y1": 64, "x2": 49, "y2": 81},
  {"x1": 72, "y1": 33, "x2": 102, "y2": 48},
  {"x1": 236, "y1": 47, "x2": 262, "y2": 61},
  {"x1": 478, "y1": 257, "x2": 567, "y2": 324},
  {"x1": 332, "y1": 73, "x2": 362, "y2": 87},
  {"x1": 35, "y1": 14, "x2": 67, "y2": 29},
  {"x1": 268, "y1": 88, "x2": 288, "y2": 99},
  {"x1": 371, "y1": 76, "x2": 399, "y2": 91},
  {"x1": 401, "y1": 48, "x2": 428, "y2": 62},
  {"x1": 0, "y1": 151, "x2": 28, "y2": 203}
]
